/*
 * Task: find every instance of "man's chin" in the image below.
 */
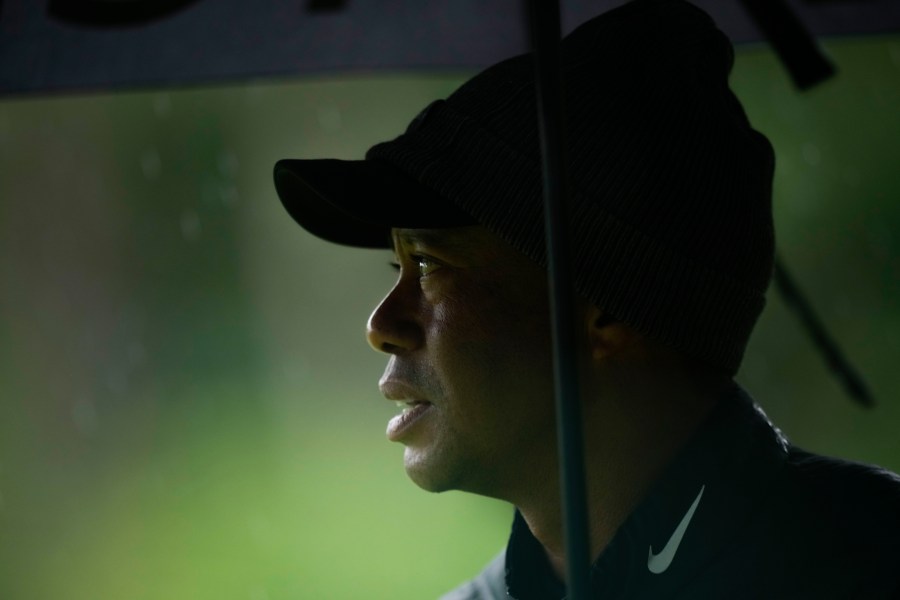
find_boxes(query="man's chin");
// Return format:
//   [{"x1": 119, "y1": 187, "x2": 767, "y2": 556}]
[{"x1": 402, "y1": 447, "x2": 458, "y2": 493}]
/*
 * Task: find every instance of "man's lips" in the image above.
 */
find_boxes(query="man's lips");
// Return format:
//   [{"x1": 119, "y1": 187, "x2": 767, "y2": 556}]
[
  {"x1": 379, "y1": 379, "x2": 434, "y2": 441},
  {"x1": 379, "y1": 379, "x2": 430, "y2": 403},
  {"x1": 386, "y1": 401, "x2": 433, "y2": 441}
]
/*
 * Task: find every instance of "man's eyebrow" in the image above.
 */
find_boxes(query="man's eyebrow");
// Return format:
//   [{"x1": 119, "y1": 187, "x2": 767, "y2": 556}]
[{"x1": 393, "y1": 229, "x2": 473, "y2": 256}]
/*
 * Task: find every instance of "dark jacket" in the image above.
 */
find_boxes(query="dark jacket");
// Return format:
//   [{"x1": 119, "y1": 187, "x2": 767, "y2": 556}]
[{"x1": 442, "y1": 384, "x2": 900, "y2": 599}]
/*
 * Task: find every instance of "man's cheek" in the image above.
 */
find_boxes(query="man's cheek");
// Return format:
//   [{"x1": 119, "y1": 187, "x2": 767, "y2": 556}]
[{"x1": 432, "y1": 297, "x2": 503, "y2": 341}]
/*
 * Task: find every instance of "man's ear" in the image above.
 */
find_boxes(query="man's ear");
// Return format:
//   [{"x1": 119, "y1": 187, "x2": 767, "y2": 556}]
[{"x1": 585, "y1": 305, "x2": 638, "y2": 362}]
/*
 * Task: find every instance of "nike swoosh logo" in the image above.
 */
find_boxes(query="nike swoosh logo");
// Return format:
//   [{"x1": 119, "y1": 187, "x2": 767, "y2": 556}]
[{"x1": 647, "y1": 485, "x2": 705, "y2": 574}]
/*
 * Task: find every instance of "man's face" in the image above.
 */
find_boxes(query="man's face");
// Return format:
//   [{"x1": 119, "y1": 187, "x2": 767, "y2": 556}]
[{"x1": 367, "y1": 225, "x2": 559, "y2": 499}]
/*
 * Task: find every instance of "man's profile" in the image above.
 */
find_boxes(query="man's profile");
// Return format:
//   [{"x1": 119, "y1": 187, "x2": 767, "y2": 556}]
[{"x1": 274, "y1": 0, "x2": 900, "y2": 597}]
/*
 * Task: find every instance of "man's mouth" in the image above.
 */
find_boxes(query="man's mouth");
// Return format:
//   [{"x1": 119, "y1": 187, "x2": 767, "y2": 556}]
[{"x1": 386, "y1": 400, "x2": 433, "y2": 441}]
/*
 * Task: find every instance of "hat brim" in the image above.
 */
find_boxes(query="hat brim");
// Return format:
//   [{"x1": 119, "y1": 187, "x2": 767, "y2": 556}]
[{"x1": 273, "y1": 158, "x2": 476, "y2": 249}]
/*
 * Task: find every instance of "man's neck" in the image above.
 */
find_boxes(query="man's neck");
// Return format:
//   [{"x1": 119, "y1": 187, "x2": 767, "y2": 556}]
[{"x1": 514, "y1": 370, "x2": 727, "y2": 582}]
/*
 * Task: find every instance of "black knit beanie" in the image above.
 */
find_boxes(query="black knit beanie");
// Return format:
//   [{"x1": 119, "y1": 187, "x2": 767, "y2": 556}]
[{"x1": 274, "y1": 0, "x2": 776, "y2": 375}]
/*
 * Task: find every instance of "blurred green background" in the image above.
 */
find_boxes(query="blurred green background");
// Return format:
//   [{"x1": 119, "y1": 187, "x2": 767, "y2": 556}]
[{"x1": 1, "y1": 36, "x2": 899, "y2": 599}]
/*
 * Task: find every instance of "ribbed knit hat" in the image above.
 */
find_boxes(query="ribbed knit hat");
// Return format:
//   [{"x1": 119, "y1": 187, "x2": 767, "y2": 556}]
[{"x1": 274, "y1": 0, "x2": 776, "y2": 375}]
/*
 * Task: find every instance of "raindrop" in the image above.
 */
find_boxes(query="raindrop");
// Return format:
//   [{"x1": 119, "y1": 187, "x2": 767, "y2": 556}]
[
  {"x1": 888, "y1": 42, "x2": 900, "y2": 68},
  {"x1": 106, "y1": 370, "x2": 128, "y2": 395},
  {"x1": 244, "y1": 84, "x2": 265, "y2": 104},
  {"x1": 201, "y1": 180, "x2": 219, "y2": 206},
  {"x1": 127, "y1": 341, "x2": 146, "y2": 367},
  {"x1": 801, "y1": 142, "x2": 821, "y2": 167},
  {"x1": 180, "y1": 209, "x2": 201, "y2": 241},
  {"x1": 218, "y1": 151, "x2": 239, "y2": 177},
  {"x1": 141, "y1": 149, "x2": 162, "y2": 180},
  {"x1": 153, "y1": 94, "x2": 172, "y2": 118},
  {"x1": 317, "y1": 105, "x2": 343, "y2": 132},
  {"x1": 777, "y1": 152, "x2": 794, "y2": 175},
  {"x1": 72, "y1": 398, "x2": 99, "y2": 436},
  {"x1": 220, "y1": 184, "x2": 239, "y2": 207}
]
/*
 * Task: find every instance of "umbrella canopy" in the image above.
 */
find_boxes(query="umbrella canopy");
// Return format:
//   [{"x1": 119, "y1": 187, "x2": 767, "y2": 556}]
[{"x1": 3, "y1": 0, "x2": 900, "y2": 95}]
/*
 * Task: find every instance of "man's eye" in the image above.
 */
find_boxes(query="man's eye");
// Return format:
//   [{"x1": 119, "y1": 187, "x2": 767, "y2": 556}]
[
  {"x1": 411, "y1": 254, "x2": 440, "y2": 277},
  {"x1": 389, "y1": 254, "x2": 441, "y2": 277}
]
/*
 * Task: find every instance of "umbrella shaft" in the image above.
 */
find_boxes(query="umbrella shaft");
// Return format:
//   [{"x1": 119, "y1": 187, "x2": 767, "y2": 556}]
[{"x1": 526, "y1": 0, "x2": 592, "y2": 597}]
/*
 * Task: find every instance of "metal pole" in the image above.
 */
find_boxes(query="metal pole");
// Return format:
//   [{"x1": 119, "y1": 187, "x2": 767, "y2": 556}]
[
  {"x1": 738, "y1": 0, "x2": 835, "y2": 90},
  {"x1": 773, "y1": 256, "x2": 873, "y2": 407},
  {"x1": 526, "y1": 0, "x2": 592, "y2": 597}
]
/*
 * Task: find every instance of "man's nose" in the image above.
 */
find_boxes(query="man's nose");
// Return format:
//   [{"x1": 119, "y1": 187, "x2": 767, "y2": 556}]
[{"x1": 366, "y1": 284, "x2": 423, "y2": 354}]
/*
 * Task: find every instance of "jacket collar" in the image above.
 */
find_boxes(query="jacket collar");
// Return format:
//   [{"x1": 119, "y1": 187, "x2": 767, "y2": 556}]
[{"x1": 506, "y1": 383, "x2": 790, "y2": 599}]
